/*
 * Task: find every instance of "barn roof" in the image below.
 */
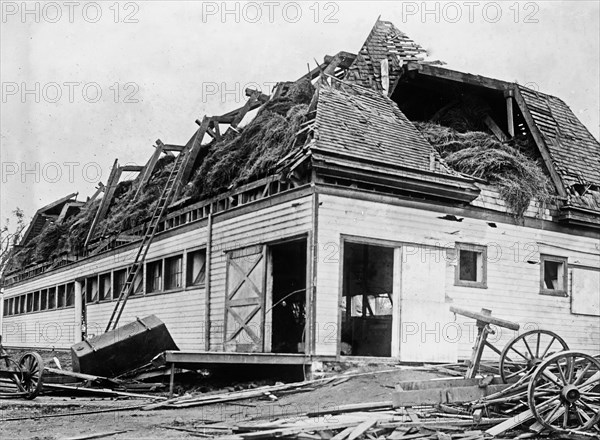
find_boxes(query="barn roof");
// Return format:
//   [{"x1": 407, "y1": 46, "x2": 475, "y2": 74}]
[{"x1": 343, "y1": 20, "x2": 600, "y2": 215}]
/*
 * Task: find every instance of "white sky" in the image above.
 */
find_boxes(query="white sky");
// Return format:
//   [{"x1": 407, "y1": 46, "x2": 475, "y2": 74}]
[{"x1": 1, "y1": 1, "x2": 599, "y2": 224}]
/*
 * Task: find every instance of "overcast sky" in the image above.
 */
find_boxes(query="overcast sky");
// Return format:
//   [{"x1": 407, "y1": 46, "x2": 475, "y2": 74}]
[{"x1": 1, "y1": 1, "x2": 599, "y2": 225}]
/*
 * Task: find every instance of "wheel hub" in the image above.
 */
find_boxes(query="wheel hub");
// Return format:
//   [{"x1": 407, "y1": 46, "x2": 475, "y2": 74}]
[
  {"x1": 560, "y1": 385, "x2": 580, "y2": 403},
  {"x1": 527, "y1": 357, "x2": 543, "y2": 369}
]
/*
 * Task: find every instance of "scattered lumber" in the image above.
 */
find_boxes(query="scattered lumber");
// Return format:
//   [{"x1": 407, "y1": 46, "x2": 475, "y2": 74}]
[{"x1": 43, "y1": 383, "x2": 166, "y2": 400}]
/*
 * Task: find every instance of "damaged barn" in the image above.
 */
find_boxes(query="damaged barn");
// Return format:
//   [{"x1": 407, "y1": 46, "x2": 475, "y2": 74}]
[{"x1": 1, "y1": 19, "x2": 599, "y2": 376}]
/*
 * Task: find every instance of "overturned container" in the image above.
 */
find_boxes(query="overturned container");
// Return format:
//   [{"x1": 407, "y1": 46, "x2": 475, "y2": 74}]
[{"x1": 71, "y1": 315, "x2": 179, "y2": 377}]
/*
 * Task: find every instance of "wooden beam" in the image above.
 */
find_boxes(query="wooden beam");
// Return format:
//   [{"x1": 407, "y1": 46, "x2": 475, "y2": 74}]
[
  {"x1": 244, "y1": 88, "x2": 269, "y2": 102},
  {"x1": 483, "y1": 114, "x2": 508, "y2": 142},
  {"x1": 505, "y1": 90, "x2": 515, "y2": 137},
  {"x1": 84, "y1": 159, "x2": 121, "y2": 247},
  {"x1": 512, "y1": 86, "x2": 567, "y2": 197},
  {"x1": 135, "y1": 144, "x2": 164, "y2": 198},
  {"x1": 162, "y1": 144, "x2": 185, "y2": 152},
  {"x1": 120, "y1": 165, "x2": 144, "y2": 172},
  {"x1": 408, "y1": 63, "x2": 512, "y2": 91},
  {"x1": 230, "y1": 91, "x2": 261, "y2": 129},
  {"x1": 87, "y1": 183, "x2": 105, "y2": 204},
  {"x1": 175, "y1": 116, "x2": 211, "y2": 197}
]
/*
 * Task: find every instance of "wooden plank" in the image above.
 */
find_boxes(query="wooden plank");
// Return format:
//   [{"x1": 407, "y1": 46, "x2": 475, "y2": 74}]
[
  {"x1": 484, "y1": 408, "x2": 535, "y2": 436},
  {"x1": 346, "y1": 420, "x2": 378, "y2": 440},
  {"x1": 410, "y1": 63, "x2": 512, "y2": 91},
  {"x1": 135, "y1": 144, "x2": 164, "y2": 198},
  {"x1": 393, "y1": 388, "x2": 445, "y2": 407},
  {"x1": 120, "y1": 165, "x2": 144, "y2": 172},
  {"x1": 162, "y1": 144, "x2": 185, "y2": 152},
  {"x1": 84, "y1": 159, "x2": 121, "y2": 247},
  {"x1": 445, "y1": 384, "x2": 509, "y2": 403},
  {"x1": 483, "y1": 115, "x2": 508, "y2": 142},
  {"x1": 176, "y1": 116, "x2": 210, "y2": 196},
  {"x1": 396, "y1": 376, "x2": 504, "y2": 391},
  {"x1": 449, "y1": 306, "x2": 520, "y2": 330}
]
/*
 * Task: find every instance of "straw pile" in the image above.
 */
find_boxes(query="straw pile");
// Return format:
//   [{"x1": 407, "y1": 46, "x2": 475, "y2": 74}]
[
  {"x1": 184, "y1": 79, "x2": 314, "y2": 199},
  {"x1": 416, "y1": 122, "x2": 553, "y2": 216}
]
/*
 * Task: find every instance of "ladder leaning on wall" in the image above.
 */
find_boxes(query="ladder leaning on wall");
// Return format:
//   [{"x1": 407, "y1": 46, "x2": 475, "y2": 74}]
[{"x1": 104, "y1": 151, "x2": 186, "y2": 332}]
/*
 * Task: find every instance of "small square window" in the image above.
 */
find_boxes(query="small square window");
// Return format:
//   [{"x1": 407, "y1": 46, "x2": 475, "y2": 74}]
[
  {"x1": 66, "y1": 283, "x2": 75, "y2": 307},
  {"x1": 86, "y1": 276, "x2": 99, "y2": 303},
  {"x1": 146, "y1": 260, "x2": 162, "y2": 293},
  {"x1": 26, "y1": 293, "x2": 33, "y2": 313},
  {"x1": 455, "y1": 243, "x2": 487, "y2": 288},
  {"x1": 540, "y1": 255, "x2": 568, "y2": 296},
  {"x1": 40, "y1": 289, "x2": 48, "y2": 311},
  {"x1": 99, "y1": 273, "x2": 112, "y2": 301},
  {"x1": 187, "y1": 250, "x2": 206, "y2": 286},
  {"x1": 48, "y1": 287, "x2": 56, "y2": 309},
  {"x1": 57, "y1": 285, "x2": 66, "y2": 308},
  {"x1": 33, "y1": 291, "x2": 40, "y2": 311},
  {"x1": 165, "y1": 256, "x2": 183, "y2": 290},
  {"x1": 113, "y1": 268, "x2": 128, "y2": 299}
]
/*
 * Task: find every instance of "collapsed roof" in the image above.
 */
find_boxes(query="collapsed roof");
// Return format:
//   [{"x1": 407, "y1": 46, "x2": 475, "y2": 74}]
[{"x1": 4, "y1": 18, "x2": 600, "y2": 283}]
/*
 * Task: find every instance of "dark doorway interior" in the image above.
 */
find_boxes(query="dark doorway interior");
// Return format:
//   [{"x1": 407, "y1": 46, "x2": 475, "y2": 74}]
[
  {"x1": 341, "y1": 242, "x2": 394, "y2": 357},
  {"x1": 270, "y1": 239, "x2": 307, "y2": 353}
]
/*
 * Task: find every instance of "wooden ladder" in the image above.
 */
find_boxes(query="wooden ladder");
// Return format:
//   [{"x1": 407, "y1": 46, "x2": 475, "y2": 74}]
[{"x1": 104, "y1": 152, "x2": 186, "y2": 332}]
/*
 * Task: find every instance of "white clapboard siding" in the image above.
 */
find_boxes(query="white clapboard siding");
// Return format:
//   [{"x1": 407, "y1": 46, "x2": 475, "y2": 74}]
[
  {"x1": 86, "y1": 288, "x2": 205, "y2": 351},
  {"x1": 315, "y1": 193, "x2": 600, "y2": 360},
  {"x1": 207, "y1": 196, "x2": 313, "y2": 350},
  {"x1": 2, "y1": 307, "x2": 77, "y2": 349}
]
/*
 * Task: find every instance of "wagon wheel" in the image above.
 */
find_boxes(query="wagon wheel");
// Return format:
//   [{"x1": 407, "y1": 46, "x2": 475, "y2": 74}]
[
  {"x1": 18, "y1": 352, "x2": 44, "y2": 399},
  {"x1": 499, "y1": 330, "x2": 569, "y2": 383},
  {"x1": 0, "y1": 357, "x2": 28, "y2": 399},
  {"x1": 528, "y1": 351, "x2": 600, "y2": 433}
]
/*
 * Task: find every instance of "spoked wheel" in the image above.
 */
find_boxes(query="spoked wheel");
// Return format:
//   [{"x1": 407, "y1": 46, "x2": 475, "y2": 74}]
[
  {"x1": 18, "y1": 352, "x2": 44, "y2": 399},
  {"x1": 528, "y1": 351, "x2": 600, "y2": 433},
  {"x1": 0, "y1": 357, "x2": 28, "y2": 399},
  {"x1": 499, "y1": 330, "x2": 569, "y2": 383}
]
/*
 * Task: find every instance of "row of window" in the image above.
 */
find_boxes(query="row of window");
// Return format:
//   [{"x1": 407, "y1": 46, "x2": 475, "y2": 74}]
[
  {"x1": 3, "y1": 282, "x2": 76, "y2": 317},
  {"x1": 455, "y1": 244, "x2": 568, "y2": 296},
  {"x1": 3, "y1": 249, "x2": 206, "y2": 317},
  {"x1": 2, "y1": 245, "x2": 569, "y2": 316}
]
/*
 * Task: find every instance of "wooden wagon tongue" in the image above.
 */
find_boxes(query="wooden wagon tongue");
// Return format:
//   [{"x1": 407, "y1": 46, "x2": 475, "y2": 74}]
[{"x1": 449, "y1": 307, "x2": 520, "y2": 379}]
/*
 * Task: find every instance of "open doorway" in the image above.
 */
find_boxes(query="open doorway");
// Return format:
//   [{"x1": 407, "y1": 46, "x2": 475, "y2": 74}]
[
  {"x1": 341, "y1": 242, "x2": 394, "y2": 357},
  {"x1": 269, "y1": 239, "x2": 307, "y2": 353}
]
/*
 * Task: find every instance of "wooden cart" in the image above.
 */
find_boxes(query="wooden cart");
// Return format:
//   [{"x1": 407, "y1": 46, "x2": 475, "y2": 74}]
[{"x1": 0, "y1": 336, "x2": 44, "y2": 399}]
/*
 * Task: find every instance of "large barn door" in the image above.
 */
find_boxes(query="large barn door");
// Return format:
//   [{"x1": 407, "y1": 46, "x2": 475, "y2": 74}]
[
  {"x1": 399, "y1": 246, "x2": 456, "y2": 362},
  {"x1": 224, "y1": 245, "x2": 266, "y2": 352}
]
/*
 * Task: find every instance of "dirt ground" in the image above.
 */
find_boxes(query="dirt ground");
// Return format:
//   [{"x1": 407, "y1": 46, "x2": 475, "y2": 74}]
[{"x1": 0, "y1": 364, "x2": 445, "y2": 440}]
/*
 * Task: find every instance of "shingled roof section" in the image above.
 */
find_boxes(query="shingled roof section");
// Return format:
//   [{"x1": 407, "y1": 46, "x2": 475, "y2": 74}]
[
  {"x1": 313, "y1": 83, "x2": 458, "y2": 179},
  {"x1": 517, "y1": 86, "x2": 600, "y2": 211},
  {"x1": 344, "y1": 19, "x2": 427, "y2": 93},
  {"x1": 518, "y1": 86, "x2": 600, "y2": 187}
]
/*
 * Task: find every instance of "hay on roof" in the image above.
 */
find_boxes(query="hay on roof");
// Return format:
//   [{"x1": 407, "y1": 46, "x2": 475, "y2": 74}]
[
  {"x1": 184, "y1": 79, "x2": 314, "y2": 199},
  {"x1": 416, "y1": 122, "x2": 553, "y2": 217}
]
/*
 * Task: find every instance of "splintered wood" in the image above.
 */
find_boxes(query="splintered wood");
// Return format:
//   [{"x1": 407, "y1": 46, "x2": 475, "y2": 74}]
[{"x1": 151, "y1": 356, "x2": 599, "y2": 440}]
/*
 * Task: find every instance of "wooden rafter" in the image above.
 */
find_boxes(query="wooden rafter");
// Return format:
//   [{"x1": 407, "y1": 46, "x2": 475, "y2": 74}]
[
  {"x1": 174, "y1": 116, "x2": 211, "y2": 198},
  {"x1": 512, "y1": 86, "x2": 567, "y2": 197},
  {"x1": 84, "y1": 159, "x2": 122, "y2": 247},
  {"x1": 135, "y1": 143, "x2": 164, "y2": 198}
]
